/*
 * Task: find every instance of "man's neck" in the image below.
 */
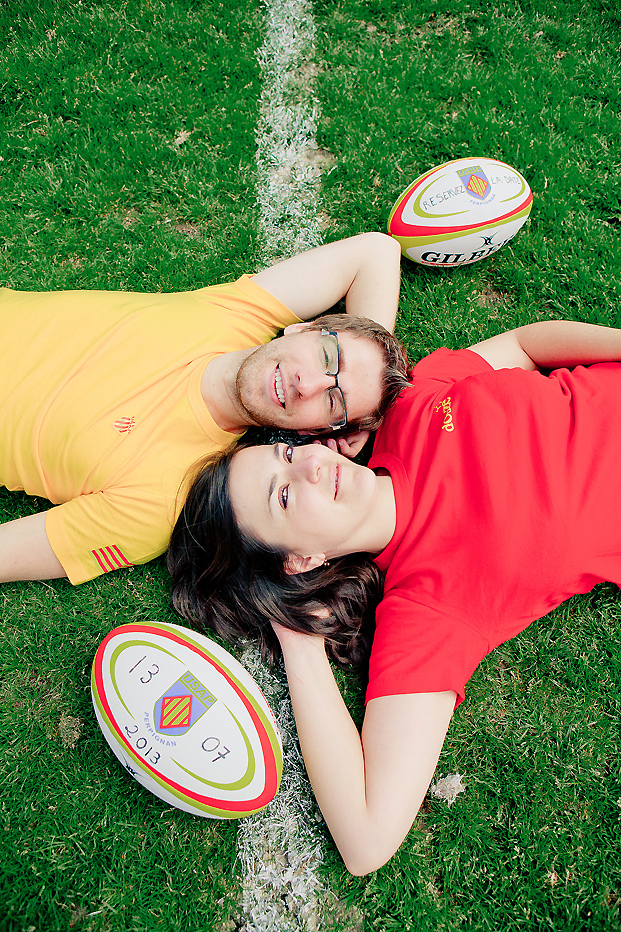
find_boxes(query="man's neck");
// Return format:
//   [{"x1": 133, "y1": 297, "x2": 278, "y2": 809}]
[{"x1": 200, "y1": 350, "x2": 256, "y2": 433}]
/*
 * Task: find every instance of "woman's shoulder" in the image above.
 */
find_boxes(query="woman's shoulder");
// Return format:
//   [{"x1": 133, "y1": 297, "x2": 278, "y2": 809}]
[{"x1": 410, "y1": 347, "x2": 493, "y2": 384}]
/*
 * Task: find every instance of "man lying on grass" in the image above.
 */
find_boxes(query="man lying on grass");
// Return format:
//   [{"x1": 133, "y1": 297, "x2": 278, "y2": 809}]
[{"x1": 0, "y1": 233, "x2": 407, "y2": 585}]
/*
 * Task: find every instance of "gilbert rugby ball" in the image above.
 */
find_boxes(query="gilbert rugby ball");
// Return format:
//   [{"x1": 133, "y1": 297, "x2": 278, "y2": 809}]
[
  {"x1": 388, "y1": 157, "x2": 532, "y2": 267},
  {"x1": 91, "y1": 622, "x2": 282, "y2": 819}
]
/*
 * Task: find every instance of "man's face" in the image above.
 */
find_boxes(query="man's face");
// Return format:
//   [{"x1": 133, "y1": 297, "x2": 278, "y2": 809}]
[{"x1": 235, "y1": 326, "x2": 385, "y2": 431}]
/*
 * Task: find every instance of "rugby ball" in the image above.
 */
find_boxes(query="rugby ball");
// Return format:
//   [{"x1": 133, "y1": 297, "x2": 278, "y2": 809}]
[
  {"x1": 388, "y1": 157, "x2": 532, "y2": 267},
  {"x1": 91, "y1": 621, "x2": 282, "y2": 819}
]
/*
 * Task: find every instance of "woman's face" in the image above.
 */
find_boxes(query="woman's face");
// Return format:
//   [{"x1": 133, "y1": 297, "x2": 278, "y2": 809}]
[{"x1": 228, "y1": 442, "x2": 380, "y2": 564}]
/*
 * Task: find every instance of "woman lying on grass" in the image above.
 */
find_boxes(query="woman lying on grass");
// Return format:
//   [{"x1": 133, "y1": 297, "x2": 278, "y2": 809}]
[{"x1": 168, "y1": 319, "x2": 621, "y2": 875}]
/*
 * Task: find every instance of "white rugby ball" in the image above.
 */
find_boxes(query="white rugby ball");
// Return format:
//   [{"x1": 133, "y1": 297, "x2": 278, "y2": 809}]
[
  {"x1": 388, "y1": 157, "x2": 532, "y2": 266},
  {"x1": 91, "y1": 621, "x2": 282, "y2": 819}
]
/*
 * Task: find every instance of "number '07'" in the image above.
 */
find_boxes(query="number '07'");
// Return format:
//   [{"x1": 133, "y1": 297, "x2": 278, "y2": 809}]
[{"x1": 202, "y1": 736, "x2": 230, "y2": 762}]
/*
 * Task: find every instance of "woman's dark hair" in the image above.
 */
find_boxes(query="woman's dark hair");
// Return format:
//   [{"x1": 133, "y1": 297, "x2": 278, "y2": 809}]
[{"x1": 167, "y1": 441, "x2": 383, "y2": 672}]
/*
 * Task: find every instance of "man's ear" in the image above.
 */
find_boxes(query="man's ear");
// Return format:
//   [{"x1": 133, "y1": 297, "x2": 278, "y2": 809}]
[
  {"x1": 283, "y1": 322, "x2": 310, "y2": 335},
  {"x1": 284, "y1": 553, "x2": 326, "y2": 575}
]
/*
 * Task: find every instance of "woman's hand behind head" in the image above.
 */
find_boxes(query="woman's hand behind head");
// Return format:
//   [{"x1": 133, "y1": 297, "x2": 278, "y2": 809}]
[{"x1": 270, "y1": 618, "x2": 326, "y2": 654}]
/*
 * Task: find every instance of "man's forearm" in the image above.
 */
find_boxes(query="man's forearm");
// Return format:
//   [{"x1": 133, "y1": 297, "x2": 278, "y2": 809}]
[
  {"x1": 252, "y1": 232, "x2": 401, "y2": 332},
  {"x1": 342, "y1": 232, "x2": 401, "y2": 332}
]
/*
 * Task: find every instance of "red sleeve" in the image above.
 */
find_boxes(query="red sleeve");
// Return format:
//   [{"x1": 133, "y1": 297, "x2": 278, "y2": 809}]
[{"x1": 366, "y1": 592, "x2": 490, "y2": 707}]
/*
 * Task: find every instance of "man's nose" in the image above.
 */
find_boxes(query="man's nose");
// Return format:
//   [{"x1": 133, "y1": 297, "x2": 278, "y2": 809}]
[{"x1": 296, "y1": 368, "x2": 334, "y2": 398}]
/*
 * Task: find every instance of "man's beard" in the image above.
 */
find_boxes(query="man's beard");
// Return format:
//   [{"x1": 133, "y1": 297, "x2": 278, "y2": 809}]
[{"x1": 235, "y1": 346, "x2": 279, "y2": 427}]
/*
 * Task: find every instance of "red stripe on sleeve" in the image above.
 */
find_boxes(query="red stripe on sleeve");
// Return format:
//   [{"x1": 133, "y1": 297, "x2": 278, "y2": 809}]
[
  {"x1": 92, "y1": 550, "x2": 109, "y2": 573},
  {"x1": 99, "y1": 549, "x2": 116, "y2": 571},
  {"x1": 104, "y1": 547, "x2": 123, "y2": 570},
  {"x1": 92, "y1": 546, "x2": 134, "y2": 574},
  {"x1": 110, "y1": 545, "x2": 133, "y2": 567}
]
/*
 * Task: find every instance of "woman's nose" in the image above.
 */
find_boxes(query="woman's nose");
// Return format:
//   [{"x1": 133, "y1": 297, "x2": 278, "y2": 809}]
[{"x1": 295, "y1": 452, "x2": 321, "y2": 482}]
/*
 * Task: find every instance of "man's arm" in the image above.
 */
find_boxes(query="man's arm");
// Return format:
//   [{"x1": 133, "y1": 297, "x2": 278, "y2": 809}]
[
  {"x1": 252, "y1": 232, "x2": 401, "y2": 332},
  {"x1": 0, "y1": 512, "x2": 67, "y2": 581},
  {"x1": 470, "y1": 320, "x2": 621, "y2": 371}
]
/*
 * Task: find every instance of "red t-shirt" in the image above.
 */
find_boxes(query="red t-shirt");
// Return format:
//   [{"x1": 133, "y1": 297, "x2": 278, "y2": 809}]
[{"x1": 366, "y1": 348, "x2": 621, "y2": 706}]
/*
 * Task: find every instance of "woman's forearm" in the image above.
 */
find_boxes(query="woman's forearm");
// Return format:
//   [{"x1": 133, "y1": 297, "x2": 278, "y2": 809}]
[
  {"x1": 278, "y1": 635, "x2": 372, "y2": 873},
  {"x1": 471, "y1": 320, "x2": 621, "y2": 372},
  {"x1": 278, "y1": 632, "x2": 455, "y2": 875},
  {"x1": 516, "y1": 320, "x2": 621, "y2": 369}
]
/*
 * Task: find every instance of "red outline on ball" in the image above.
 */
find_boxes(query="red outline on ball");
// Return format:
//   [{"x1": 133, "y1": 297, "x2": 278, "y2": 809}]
[
  {"x1": 93, "y1": 623, "x2": 280, "y2": 814},
  {"x1": 388, "y1": 164, "x2": 532, "y2": 239}
]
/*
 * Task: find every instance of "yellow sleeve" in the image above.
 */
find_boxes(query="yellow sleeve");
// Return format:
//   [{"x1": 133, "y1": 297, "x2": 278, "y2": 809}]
[{"x1": 44, "y1": 488, "x2": 175, "y2": 585}]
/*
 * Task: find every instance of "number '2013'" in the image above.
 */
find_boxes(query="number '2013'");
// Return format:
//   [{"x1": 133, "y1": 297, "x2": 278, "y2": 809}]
[{"x1": 123, "y1": 723, "x2": 161, "y2": 765}]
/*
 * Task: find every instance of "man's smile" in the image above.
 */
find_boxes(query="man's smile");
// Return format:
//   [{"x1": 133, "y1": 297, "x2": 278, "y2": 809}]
[{"x1": 274, "y1": 366, "x2": 286, "y2": 407}]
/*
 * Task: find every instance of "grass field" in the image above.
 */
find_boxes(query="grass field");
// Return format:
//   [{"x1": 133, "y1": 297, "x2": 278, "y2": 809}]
[{"x1": 1, "y1": 0, "x2": 621, "y2": 930}]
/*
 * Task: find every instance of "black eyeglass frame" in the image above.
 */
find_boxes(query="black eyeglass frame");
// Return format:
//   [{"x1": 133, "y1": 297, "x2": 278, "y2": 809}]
[{"x1": 320, "y1": 329, "x2": 348, "y2": 430}]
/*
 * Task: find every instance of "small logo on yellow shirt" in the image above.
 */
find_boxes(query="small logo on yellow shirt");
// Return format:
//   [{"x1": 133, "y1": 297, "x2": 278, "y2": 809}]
[
  {"x1": 113, "y1": 416, "x2": 136, "y2": 434},
  {"x1": 435, "y1": 396, "x2": 455, "y2": 432}
]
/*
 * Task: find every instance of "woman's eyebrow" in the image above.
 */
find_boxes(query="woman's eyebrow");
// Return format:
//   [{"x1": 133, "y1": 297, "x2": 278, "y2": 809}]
[{"x1": 266, "y1": 443, "x2": 280, "y2": 511}]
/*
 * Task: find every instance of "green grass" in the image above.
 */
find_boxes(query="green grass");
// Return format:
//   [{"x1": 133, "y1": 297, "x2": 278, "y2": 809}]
[
  {"x1": 0, "y1": 1, "x2": 261, "y2": 929},
  {"x1": 1, "y1": 0, "x2": 262, "y2": 292},
  {"x1": 2, "y1": 0, "x2": 621, "y2": 930}
]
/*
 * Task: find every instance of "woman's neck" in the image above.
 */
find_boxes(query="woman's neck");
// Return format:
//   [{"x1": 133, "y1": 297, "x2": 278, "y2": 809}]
[
  {"x1": 334, "y1": 471, "x2": 395, "y2": 558},
  {"x1": 370, "y1": 472, "x2": 397, "y2": 553}
]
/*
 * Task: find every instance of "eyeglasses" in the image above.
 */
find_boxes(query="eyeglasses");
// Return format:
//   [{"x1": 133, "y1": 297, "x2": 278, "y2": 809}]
[{"x1": 318, "y1": 330, "x2": 348, "y2": 430}]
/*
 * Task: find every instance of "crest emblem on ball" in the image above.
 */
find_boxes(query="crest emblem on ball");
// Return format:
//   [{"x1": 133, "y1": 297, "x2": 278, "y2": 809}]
[
  {"x1": 456, "y1": 165, "x2": 491, "y2": 200},
  {"x1": 153, "y1": 671, "x2": 217, "y2": 736}
]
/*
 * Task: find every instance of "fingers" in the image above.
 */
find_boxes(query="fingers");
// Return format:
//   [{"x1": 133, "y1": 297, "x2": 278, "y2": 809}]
[
  {"x1": 337, "y1": 436, "x2": 359, "y2": 457},
  {"x1": 312, "y1": 430, "x2": 371, "y2": 458},
  {"x1": 337, "y1": 429, "x2": 371, "y2": 458},
  {"x1": 312, "y1": 437, "x2": 340, "y2": 452},
  {"x1": 271, "y1": 619, "x2": 326, "y2": 648}
]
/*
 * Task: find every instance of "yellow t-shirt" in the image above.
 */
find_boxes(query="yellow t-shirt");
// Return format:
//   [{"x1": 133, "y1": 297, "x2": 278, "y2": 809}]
[{"x1": 0, "y1": 276, "x2": 299, "y2": 584}]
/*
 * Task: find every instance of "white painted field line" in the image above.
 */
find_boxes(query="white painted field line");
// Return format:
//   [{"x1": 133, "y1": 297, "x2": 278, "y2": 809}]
[
  {"x1": 235, "y1": 2, "x2": 355, "y2": 931},
  {"x1": 236, "y1": 647, "x2": 330, "y2": 932},
  {"x1": 255, "y1": 0, "x2": 324, "y2": 268}
]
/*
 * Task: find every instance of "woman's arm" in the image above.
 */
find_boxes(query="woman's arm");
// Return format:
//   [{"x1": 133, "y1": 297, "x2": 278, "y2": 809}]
[
  {"x1": 470, "y1": 320, "x2": 621, "y2": 372},
  {"x1": 274, "y1": 623, "x2": 455, "y2": 875}
]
